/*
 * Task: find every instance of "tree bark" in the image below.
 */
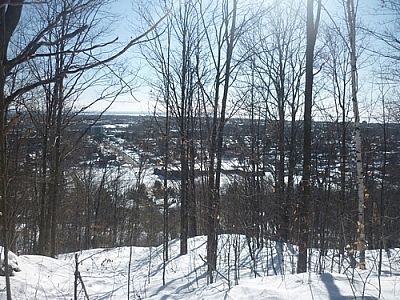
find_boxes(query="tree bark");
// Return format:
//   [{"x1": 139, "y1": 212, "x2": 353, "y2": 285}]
[
  {"x1": 347, "y1": 0, "x2": 365, "y2": 269},
  {"x1": 0, "y1": 2, "x2": 24, "y2": 299},
  {"x1": 297, "y1": 0, "x2": 321, "y2": 274}
]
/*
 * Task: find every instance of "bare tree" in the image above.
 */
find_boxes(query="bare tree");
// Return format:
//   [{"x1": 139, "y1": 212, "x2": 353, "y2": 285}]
[
  {"x1": 200, "y1": 0, "x2": 239, "y2": 284},
  {"x1": 320, "y1": 17, "x2": 352, "y2": 271},
  {"x1": 297, "y1": 0, "x2": 321, "y2": 274},
  {"x1": 248, "y1": 0, "x2": 306, "y2": 243},
  {"x1": 346, "y1": 0, "x2": 366, "y2": 269},
  {"x1": 138, "y1": 0, "x2": 203, "y2": 256}
]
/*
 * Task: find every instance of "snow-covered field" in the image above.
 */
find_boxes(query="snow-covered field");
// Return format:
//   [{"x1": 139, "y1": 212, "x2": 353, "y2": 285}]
[{"x1": 2, "y1": 235, "x2": 400, "y2": 299}]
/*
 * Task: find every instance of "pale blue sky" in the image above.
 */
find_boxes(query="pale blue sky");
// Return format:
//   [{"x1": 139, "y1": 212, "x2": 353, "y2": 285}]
[{"x1": 86, "y1": 0, "x2": 395, "y2": 116}]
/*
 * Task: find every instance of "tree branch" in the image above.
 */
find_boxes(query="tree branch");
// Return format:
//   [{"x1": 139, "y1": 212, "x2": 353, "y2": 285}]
[{"x1": 6, "y1": 6, "x2": 172, "y2": 105}]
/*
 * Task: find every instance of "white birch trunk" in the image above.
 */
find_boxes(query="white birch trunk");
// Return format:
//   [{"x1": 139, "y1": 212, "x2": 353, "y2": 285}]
[{"x1": 347, "y1": 0, "x2": 366, "y2": 269}]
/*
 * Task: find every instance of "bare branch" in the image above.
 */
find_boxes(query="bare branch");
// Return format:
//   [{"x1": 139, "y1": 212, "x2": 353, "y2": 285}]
[
  {"x1": 6, "y1": 6, "x2": 171, "y2": 105},
  {"x1": 73, "y1": 7, "x2": 172, "y2": 70}
]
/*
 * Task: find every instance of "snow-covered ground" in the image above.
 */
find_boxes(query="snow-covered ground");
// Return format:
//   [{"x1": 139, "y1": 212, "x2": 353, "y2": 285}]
[{"x1": 2, "y1": 235, "x2": 400, "y2": 299}]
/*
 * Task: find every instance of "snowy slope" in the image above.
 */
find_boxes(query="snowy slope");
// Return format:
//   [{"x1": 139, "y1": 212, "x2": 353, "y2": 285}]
[{"x1": 1, "y1": 236, "x2": 400, "y2": 299}]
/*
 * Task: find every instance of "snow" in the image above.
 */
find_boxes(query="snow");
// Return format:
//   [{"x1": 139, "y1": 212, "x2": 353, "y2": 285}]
[
  {"x1": 1, "y1": 236, "x2": 400, "y2": 299},
  {"x1": 0, "y1": 250, "x2": 21, "y2": 275}
]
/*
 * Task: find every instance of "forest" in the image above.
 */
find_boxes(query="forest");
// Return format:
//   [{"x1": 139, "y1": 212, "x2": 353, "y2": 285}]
[{"x1": 1, "y1": 0, "x2": 400, "y2": 298}]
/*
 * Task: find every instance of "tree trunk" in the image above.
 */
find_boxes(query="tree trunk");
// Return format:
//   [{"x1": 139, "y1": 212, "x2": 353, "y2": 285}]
[
  {"x1": 49, "y1": 87, "x2": 63, "y2": 257},
  {"x1": 347, "y1": 0, "x2": 365, "y2": 269},
  {"x1": 179, "y1": 16, "x2": 189, "y2": 255},
  {"x1": 163, "y1": 97, "x2": 170, "y2": 285},
  {"x1": 0, "y1": 74, "x2": 11, "y2": 300},
  {"x1": 188, "y1": 109, "x2": 197, "y2": 238},
  {"x1": 0, "y1": 3, "x2": 24, "y2": 298},
  {"x1": 339, "y1": 100, "x2": 347, "y2": 267},
  {"x1": 38, "y1": 132, "x2": 50, "y2": 255},
  {"x1": 297, "y1": 0, "x2": 321, "y2": 274}
]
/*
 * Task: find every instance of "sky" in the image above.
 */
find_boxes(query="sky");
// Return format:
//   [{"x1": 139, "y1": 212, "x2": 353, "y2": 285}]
[
  {"x1": 78, "y1": 0, "x2": 154, "y2": 114},
  {"x1": 84, "y1": 0, "x2": 396, "y2": 117}
]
